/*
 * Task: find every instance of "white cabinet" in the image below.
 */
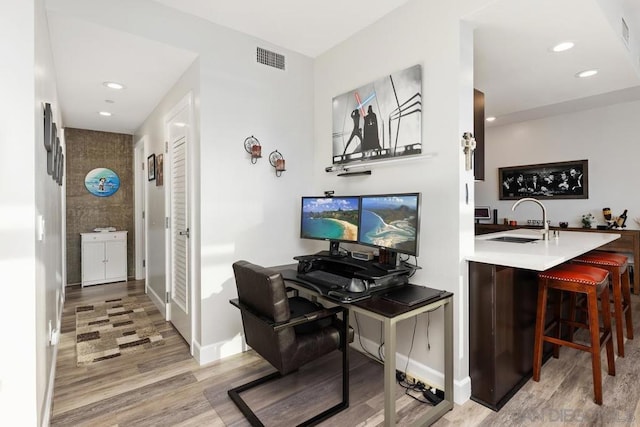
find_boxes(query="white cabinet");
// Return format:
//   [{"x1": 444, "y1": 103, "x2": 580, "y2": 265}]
[{"x1": 81, "y1": 231, "x2": 128, "y2": 286}]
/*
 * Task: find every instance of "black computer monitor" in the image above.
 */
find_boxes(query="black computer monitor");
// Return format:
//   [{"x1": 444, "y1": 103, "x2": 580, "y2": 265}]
[
  {"x1": 474, "y1": 206, "x2": 491, "y2": 223},
  {"x1": 300, "y1": 196, "x2": 360, "y2": 256},
  {"x1": 358, "y1": 193, "x2": 420, "y2": 262}
]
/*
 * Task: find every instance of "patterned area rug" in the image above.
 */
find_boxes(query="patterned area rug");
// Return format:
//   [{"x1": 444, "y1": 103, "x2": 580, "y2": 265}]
[{"x1": 76, "y1": 296, "x2": 164, "y2": 365}]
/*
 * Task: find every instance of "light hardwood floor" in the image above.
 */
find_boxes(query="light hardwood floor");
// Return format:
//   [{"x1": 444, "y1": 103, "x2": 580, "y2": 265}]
[{"x1": 51, "y1": 280, "x2": 640, "y2": 426}]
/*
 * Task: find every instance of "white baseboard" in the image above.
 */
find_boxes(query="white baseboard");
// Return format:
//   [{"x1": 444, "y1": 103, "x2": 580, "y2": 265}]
[
  {"x1": 351, "y1": 333, "x2": 471, "y2": 405},
  {"x1": 42, "y1": 291, "x2": 64, "y2": 427},
  {"x1": 147, "y1": 286, "x2": 166, "y2": 317},
  {"x1": 196, "y1": 334, "x2": 248, "y2": 365}
]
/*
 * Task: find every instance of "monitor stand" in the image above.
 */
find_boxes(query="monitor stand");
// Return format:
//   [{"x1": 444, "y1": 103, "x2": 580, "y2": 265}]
[
  {"x1": 314, "y1": 241, "x2": 346, "y2": 258},
  {"x1": 329, "y1": 241, "x2": 341, "y2": 257}
]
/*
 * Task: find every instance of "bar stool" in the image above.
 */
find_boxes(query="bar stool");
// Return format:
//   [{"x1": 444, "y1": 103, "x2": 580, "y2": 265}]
[
  {"x1": 573, "y1": 251, "x2": 634, "y2": 357},
  {"x1": 533, "y1": 263, "x2": 615, "y2": 405}
]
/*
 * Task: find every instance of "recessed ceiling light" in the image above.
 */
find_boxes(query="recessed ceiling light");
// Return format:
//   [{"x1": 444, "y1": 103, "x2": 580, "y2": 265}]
[
  {"x1": 103, "y1": 81, "x2": 125, "y2": 90},
  {"x1": 486, "y1": 116, "x2": 496, "y2": 122},
  {"x1": 551, "y1": 41, "x2": 574, "y2": 52},
  {"x1": 576, "y1": 69, "x2": 598, "y2": 78},
  {"x1": 174, "y1": 122, "x2": 187, "y2": 127},
  {"x1": 98, "y1": 111, "x2": 112, "y2": 117}
]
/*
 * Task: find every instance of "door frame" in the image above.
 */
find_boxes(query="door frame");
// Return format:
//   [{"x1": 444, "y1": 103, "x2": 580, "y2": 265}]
[
  {"x1": 134, "y1": 136, "x2": 148, "y2": 287},
  {"x1": 164, "y1": 92, "x2": 195, "y2": 352}
]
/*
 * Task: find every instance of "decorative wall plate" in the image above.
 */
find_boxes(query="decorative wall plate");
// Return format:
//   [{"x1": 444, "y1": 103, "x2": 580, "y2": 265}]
[{"x1": 85, "y1": 168, "x2": 120, "y2": 197}]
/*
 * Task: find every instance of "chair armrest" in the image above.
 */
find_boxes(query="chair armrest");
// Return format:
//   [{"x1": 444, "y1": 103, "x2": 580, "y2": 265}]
[
  {"x1": 229, "y1": 299, "x2": 345, "y2": 332},
  {"x1": 273, "y1": 306, "x2": 344, "y2": 332},
  {"x1": 285, "y1": 286, "x2": 299, "y2": 297}
]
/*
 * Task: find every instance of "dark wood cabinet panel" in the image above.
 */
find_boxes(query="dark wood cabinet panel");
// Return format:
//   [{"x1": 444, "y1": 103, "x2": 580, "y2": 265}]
[
  {"x1": 470, "y1": 261, "x2": 567, "y2": 410},
  {"x1": 469, "y1": 262, "x2": 541, "y2": 409}
]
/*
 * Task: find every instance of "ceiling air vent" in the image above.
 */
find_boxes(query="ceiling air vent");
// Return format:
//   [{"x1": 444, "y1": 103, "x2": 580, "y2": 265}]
[{"x1": 257, "y1": 47, "x2": 285, "y2": 70}]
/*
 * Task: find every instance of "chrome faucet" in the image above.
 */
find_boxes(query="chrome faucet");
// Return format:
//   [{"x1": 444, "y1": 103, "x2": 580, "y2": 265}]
[{"x1": 512, "y1": 197, "x2": 549, "y2": 240}]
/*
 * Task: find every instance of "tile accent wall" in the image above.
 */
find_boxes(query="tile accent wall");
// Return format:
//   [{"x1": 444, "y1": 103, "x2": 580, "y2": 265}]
[{"x1": 65, "y1": 128, "x2": 134, "y2": 284}]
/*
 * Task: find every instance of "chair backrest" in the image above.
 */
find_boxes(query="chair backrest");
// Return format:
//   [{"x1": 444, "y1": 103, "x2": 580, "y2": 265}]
[{"x1": 232, "y1": 260, "x2": 296, "y2": 372}]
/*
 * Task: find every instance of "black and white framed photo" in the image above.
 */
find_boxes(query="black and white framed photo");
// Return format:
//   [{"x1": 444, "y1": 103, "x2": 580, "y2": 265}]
[
  {"x1": 54, "y1": 146, "x2": 63, "y2": 185},
  {"x1": 147, "y1": 154, "x2": 156, "y2": 181},
  {"x1": 43, "y1": 102, "x2": 53, "y2": 152},
  {"x1": 47, "y1": 122, "x2": 57, "y2": 176},
  {"x1": 155, "y1": 153, "x2": 163, "y2": 186},
  {"x1": 499, "y1": 159, "x2": 588, "y2": 200}
]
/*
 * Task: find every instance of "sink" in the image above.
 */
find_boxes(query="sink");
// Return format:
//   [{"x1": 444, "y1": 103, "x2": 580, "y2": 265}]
[{"x1": 487, "y1": 236, "x2": 540, "y2": 243}]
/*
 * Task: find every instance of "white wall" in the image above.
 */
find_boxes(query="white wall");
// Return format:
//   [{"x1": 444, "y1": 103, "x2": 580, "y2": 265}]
[
  {"x1": 196, "y1": 51, "x2": 315, "y2": 360},
  {"x1": 475, "y1": 99, "x2": 640, "y2": 228},
  {"x1": 35, "y1": 1, "x2": 66, "y2": 423},
  {"x1": 0, "y1": 2, "x2": 37, "y2": 423},
  {"x1": 135, "y1": 59, "x2": 200, "y2": 316},
  {"x1": 0, "y1": 0, "x2": 64, "y2": 424},
  {"x1": 79, "y1": 0, "x2": 319, "y2": 360},
  {"x1": 314, "y1": 0, "x2": 491, "y2": 403},
  {"x1": 596, "y1": 0, "x2": 640, "y2": 78}
]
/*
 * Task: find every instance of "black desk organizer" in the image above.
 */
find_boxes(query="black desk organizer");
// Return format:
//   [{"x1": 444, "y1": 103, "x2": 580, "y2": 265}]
[{"x1": 291, "y1": 252, "x2": 419, "y2": 303}]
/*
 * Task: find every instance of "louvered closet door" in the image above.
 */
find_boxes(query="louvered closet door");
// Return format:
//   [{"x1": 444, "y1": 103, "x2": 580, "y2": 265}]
[{"x1": 170, "y1": 134, "x2": 190, "y2": 343}]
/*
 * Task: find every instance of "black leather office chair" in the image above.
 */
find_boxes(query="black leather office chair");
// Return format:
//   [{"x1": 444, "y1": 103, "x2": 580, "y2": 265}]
[{"x1": 228, "y1": 260, "x2": 352, "y2": 427}]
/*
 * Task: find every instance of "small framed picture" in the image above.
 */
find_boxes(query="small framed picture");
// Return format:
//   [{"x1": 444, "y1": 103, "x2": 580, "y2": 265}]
[
  {"x1": 148, "y1": 154, "x2": 156, "y2": 181},
  {"x1": 156, "y1": 154, "x2": 163, "y2": 186},
  {"x1": 43, "y1": 102, "x2": 53, "y2": 152}
]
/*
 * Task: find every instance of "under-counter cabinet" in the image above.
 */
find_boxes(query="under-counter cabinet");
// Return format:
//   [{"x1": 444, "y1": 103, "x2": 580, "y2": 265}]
[
  {"x1": 81, "y1": 231, "x2": 127, "y2": 287},
  {"x1": 469, "y1": 262, "x2": 540, "y2": 410}
]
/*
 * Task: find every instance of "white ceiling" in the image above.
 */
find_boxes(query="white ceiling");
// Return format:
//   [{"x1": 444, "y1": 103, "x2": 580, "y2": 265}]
[
  {"x1": 470, "y1": 0, "x2": 640, "y2": 126},
  {"x1": 46, "y1": 0, "x2": 640, "y2": 135},
  {"x1": 47, "y1": 11, "x2": 198, "y2": 134},
  {"x1": 152, "y1": 0, "x2": 413, "y2": 58}
]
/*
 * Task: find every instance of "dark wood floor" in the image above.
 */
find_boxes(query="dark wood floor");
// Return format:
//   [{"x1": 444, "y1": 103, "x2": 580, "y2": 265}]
[
  {"x1": 51, "y1": 280, "x2": 640, "y2": 426},
  {"x1": 435, "y1": 293, "x2": 640, "y2": 426},
  {"x1": 50, "y1": 280, "x2": 433, "y2": 426}
]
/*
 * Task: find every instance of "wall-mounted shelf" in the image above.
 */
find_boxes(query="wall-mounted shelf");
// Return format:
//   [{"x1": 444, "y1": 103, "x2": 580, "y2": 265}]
[
  {"x1": 325, "y1": 152, "x2": 436, "y2": 175},
  {"x1": 337, "y1": 170, "x2": 372, "y2": 177}
]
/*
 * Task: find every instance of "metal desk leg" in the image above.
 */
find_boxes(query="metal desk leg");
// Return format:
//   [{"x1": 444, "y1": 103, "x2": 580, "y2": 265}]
[
  {"x1": 412, "y1": 297, "x2": 455, "y2": 426},
  {"x1": 384, "y1": 317, "x2": 396, "y2": 427}
]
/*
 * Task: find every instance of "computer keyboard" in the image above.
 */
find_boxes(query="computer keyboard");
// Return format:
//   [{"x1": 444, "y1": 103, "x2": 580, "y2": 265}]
[{"x1": 298, "y1": 270, "x2": 351, "y2": 290}]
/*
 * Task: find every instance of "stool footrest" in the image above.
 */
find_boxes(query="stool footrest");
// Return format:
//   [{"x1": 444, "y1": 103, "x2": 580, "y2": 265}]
[{"x1": 544, "y1": 336, "x2": 590, "y2": 352}]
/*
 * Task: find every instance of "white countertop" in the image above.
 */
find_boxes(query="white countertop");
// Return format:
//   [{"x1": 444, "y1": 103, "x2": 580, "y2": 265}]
[{"x1": 467, "y1": 228, "x2": 620, "y2": 271}]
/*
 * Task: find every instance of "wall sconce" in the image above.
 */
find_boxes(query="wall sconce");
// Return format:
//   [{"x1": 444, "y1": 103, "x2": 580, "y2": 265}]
[
  {"x1": 244, "y1": 135, "x2": 261, "y2": 164},
  {"x1": 269, "y1": 150, "x2": 286, "y2": 177}
]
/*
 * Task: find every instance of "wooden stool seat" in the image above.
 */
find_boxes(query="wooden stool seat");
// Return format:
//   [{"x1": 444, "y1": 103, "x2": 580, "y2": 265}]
[
  {"x1": 573, "y1": 251, "x2": 634, "y2": 357},
  {"x1": 534, "y1": 263, "x2": 615, "y2": 405}
]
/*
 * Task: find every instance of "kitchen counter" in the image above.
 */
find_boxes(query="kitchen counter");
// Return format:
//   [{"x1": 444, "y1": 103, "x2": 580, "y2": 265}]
[
  {"x1": 467, "y1": 228, "x2": 620, "y2": 411},
  {"x1": 467, "y1": 228, "x2": 620, "y2": 270}
]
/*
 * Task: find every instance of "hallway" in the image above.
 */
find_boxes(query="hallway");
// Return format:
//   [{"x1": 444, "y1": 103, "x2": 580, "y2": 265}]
[{"x1": 50, "y1": 281, "x2": 210, "y2": 425}]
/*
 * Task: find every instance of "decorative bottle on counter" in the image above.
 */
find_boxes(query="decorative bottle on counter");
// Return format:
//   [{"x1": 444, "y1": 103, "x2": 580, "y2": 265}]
[{"x1": 616, "y1": 209, "x2": 628, "y2": 228}]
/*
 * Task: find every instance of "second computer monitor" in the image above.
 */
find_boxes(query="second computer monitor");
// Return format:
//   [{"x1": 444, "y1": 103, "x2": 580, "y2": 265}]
[{"x1": 358, "y1": 193, "x2": 420, "y2": 256}]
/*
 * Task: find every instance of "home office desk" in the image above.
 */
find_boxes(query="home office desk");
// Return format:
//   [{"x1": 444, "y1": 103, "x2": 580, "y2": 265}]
[{"x1": 273, "y1": 264, "x2": 454, "y2": 427}]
